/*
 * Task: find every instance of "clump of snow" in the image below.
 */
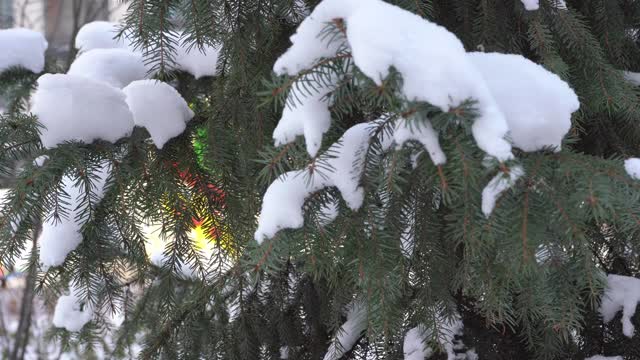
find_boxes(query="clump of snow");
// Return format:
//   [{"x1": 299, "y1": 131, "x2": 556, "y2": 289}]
[
  {"x1": 394, "y1": 117, "x2": 446, "y2": 165},
  {"x1": 39, "y1": 165, "x2": 111, "y2": 267},
  {"x1": 481, "y1": 166, "x2": 524, "y2": 217},
  {"x1": 75, "y1": 21, "x2": 129, "y2": 52},
  {"x1": 255, "y1": 122, "x2": 375, "y2": 243},
  {"x1": 174, "y1": 40, "x2": 221, "y2": 79},
  {"x1": 624, "y1": 158, "x2": 640, "y2": 180},
  {"x1": 273, "y1": 75, "x2": 335, "y2": 157},
  {"x1": 469, "y1": 52, "x2": 579, "y2": 153},
  {"x1": 554, "y1": 0, "x2": 568, "y2": 9},
  {"x1": 625, "y1": 72, "x2": 640, "y2": 86},
  {"x1": 52, "y1": 288, "x2": 94, "y2": 332},
  {"x1": 274, "y1": 0, "x2": 513, "y2": 161},
  {"x1": 31, "y1": 74, "x2": 134, "y2": 148},
  {"x1": 585, "y1": 356, "x2": 623, "y2": 360},
  {"x1": 323, "y1": 302, "x2": 367, "y2": 360},
  {"x1": 521, "y1": 0, "x2": 539, "y2": 10},
  {"x1": 600, "y1": 274, "x2": 640, "y2": 338},
  {"x1": 123, "y1": 80, "x2": 194, "y2": 149},
  {"x1": 403, "y1": 314, "x2": 465, "y2": 360},
  {"x1": 280, "y1": 346, "x2": 290, "y2": 359},
  {"x1": 33, "y1": 155, "x2": 49, "y2": 167},
  {"x1": 68, "y1": 49, "x2": 147, "y2": 88},
  {"x1": 404, "y1": 326, "x2": 433, "y2": 360},
  {"x1": 0, "y1": 28, "x2": 48, "y2": 73},
  {"x1": 75, "y1": 24, "x2": 220, "y2": 79}
]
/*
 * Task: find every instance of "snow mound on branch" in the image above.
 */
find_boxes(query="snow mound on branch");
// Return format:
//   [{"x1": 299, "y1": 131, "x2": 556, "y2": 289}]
[
  {"x1": 255, "y1": 122, "x2": 375, "y2": 243},
  {"x1": 75, "y1": 24, "x2": 220, "y2": 79},
  {"x1": 32, "y1": 74, "x2": 135, "y2": 148},
  {"x1": 273, "y1": 73, "x2": 336, "y2": 157},
  {"x1": 52, "y1": 288, "x2": 94, "y2": 332},
  {"x1": 394, "y1": 118, "x2": 446, "y2": 165},
  {"x1": 123, "y1": 80, "x2": 194, "y2": 149},
  {"x1": 625, "y1": 72, "x2": 640, "y2": 86},
  {"x1": 403, "y1": 326, "x2": 433, "y2": 360},
  {"x1": 403, "y1": 314, "x2": 465, "y2": 360},
  {"x1": 625, "y1": 158, "x2": 640, "y2": 180},
  {"x1": 273, "y1": 0, "x2": 513, "y2": 161},
  {"x1": 585, "y1": 356, "x2": 623, "y2": 360},
  {"x1": 39, "y1": 165, "x2": 111, "y2": 267},
  {"x1": 75, "y1": 21, "x2": 129, "y2": 52},
  {"x1": 68, "y1": 49, "x2": 147, "y2": 88},
  {"x1": 469, "y1": 52, "x2": 579, "y2": 152},
  {"x1": 323, "y1": 302, "x2": 367, "y2": 360},
  {"x1": 520, "y1": 0, "x2": 539, "y2": 10},
  {"x1": 0, "y1": 28, "x2": 48, "y2": 73},
  {"x1": 482, "y1": 166, "x2": 524, "y2": 217},
  {"x1": 600, "y1": 274, "x2": 640, "y2": 338},
  {"x1": 174, "y1": 40, "x2": 221, "y2": 79}
]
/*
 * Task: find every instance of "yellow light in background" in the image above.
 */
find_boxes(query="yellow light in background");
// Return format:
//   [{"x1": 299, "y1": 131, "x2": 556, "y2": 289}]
[{"x1": 142, "y1": 217, "x2": 234, "y2": 263}]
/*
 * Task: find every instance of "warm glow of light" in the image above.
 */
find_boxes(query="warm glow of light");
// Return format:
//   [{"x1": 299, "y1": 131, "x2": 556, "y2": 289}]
[{"x1": 142, "y1": 217, "x2": 232, "y2": 262}]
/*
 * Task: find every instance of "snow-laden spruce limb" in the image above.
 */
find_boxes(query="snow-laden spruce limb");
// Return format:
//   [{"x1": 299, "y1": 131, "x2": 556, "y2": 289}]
[{"x1": 1, "y1": 0, "x2": 640, "y2": 358}]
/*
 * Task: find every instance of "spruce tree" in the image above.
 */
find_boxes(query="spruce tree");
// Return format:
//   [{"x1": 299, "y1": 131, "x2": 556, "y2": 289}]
[{"x1": 0, "y1": 0, "x2": 639, "y2": 359}]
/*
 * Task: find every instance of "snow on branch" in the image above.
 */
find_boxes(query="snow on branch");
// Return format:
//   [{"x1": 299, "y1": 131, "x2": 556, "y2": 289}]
[
  {"x1": 75, "y1": 21, "x2": 130, "y2": 52},
  {"x1": 52, "y1": 287, "x2": 94, "y2": 332},
  {"x1": 600, "y1": 274, "x2": 640, "y2": 338},
  {"x1": 481, "y1": 166, "x2": 524, "y2": 217},
  {"x1": 273, "y1": 0, "x2": 514, "y2": 161},
  {"x1": 624, "y1": 158, "x2": 640, "y2": 180},
  {"x1": 32, "y1": 74, "x2": 135, "y2": 149},
  {"x1": 403, "y1": 313, "x2": 471, "y2": 360},
  {"x1": 323, "y1": 301, "x2": 367, "y2": 360},
  {"x1": 468, "y1": 52, "x2": 579, "y2": 153},
  {"x1": 123, "y1": 80, "x2": 195, "y2": 149},
  {"x1": 393, "y1": 117, "x2": 446, "y2": 165},
  {"x1": 255, "y1": 121, "x2": 377, "y2": 243},
  {"x1": 68, "y1": 48, "x2": 147, "y2": 89},
  {"x1": 75, "y1": 22, "x2": 220, "y2": 79},
  {"x1": 39, "y1": 164, "x2": 111, "y2": 267},
  {"x1": 0, "y1": 28, "x2": 48, "y2": 73}
]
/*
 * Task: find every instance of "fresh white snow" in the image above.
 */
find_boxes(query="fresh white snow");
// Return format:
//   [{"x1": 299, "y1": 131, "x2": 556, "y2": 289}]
[
  {"x1": 600, "y1": 274, "x2": 640, "y2": 338},
  {"x1": 274, "y1": 0, "x2": 514, "y2": 162},
  {"x1": 52, "y1": 289, "x2": 94, "y2": 332},
  {"x1": 0, "y1": 28, "x2": 48, "y2": 73},
  {"x1": 75, "y1": 24, "x2": 220, "y2": 79},
  {"x1": 123, "y1": 80, "x2": 195, "y2": 149},
  {"x1": 469, "y1": 52, "x2": 579, "y2": 153},
  {"x1": 520, "y1": 0, "x2": 540, "y2": 10},
  {"x1": 625, "y1": 71, "x2": 640, "y2": 86},
  {"x1": 33, "y1": 155, "x2": 49, "y2": 167},
  {"x1": 75, "y1": 21, "x2": 129, "y2": 52},
  {"x1": 68, "y1": 49, "x2": 147, "y2": 89},
  {"x1": 39, "y1": 165, "x2": 111, "y2": 267},
  {"x1": 273, "y1": 76, "x2": 335, "y2": 157},
  {"x1": 394, "y1": 117, "x2": 446, "y2": 165},
  {"x1": 323, "y1": 302, "x2": 367, "y2": 360},
  {"x1": 255, "y1": 122, "x2": 375, "y2": 242},
  {"x1": 403, "y1": 314, "x2": 465, "y2": 360},
  {"x1": 585, "y1": 356, "x2": 623, "y2": 360},
  {"x1": 31, "y1": 74, "x2": 135, "y2": 148},
  {"x1": 403, "y1": 326, "x2": 433, "y2": 360},
  {"x1": 624, "y1": 158, "x2": 640, "y2": 180},
  {"x1": 174, "y1": 39, "x2": 221, "y2": 79},
  {"x1": 481, "y1": 166, "x2": 524, "y2": 217}
]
